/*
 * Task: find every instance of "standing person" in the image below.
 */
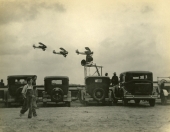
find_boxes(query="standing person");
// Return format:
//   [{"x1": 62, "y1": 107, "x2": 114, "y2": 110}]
[
  {"x1": 0, "y1": 79, "x2": 4, "y2": 87},
  {"x1": 20, "y1": 77, "x2": 37, "y2": 118},
  {"x1": 111, "y1": 72, "x2": 119, "y2": 86}
]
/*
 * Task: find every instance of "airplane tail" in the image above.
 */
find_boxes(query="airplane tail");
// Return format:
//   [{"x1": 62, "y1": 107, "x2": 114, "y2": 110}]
[
  {"x1": 76, "y1": 49, "x2": 79, "y2": 55},
  {"x1": 33, "y1": 44, "x2": 35, "y2": 49}
]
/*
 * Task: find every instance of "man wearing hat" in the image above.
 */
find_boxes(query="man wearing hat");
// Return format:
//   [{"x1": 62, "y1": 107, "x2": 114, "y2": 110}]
[{"x1": 111, "y1": 72, "x2": 119, "y2": 86}]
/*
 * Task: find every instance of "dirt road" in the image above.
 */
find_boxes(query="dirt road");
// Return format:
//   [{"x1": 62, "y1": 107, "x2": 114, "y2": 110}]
[{"x1": 0, "y1": 100, "x2": 170, "y2": 132}]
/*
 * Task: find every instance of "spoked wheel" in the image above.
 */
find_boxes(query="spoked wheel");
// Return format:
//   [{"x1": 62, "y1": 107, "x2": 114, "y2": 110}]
[
  {"x1": 134, "y1": 100, "x2": 140, "y2": 105},
  {"x1": 149, "y1": 99, "x2": 155, "y2": 107},
  {"x1": 122, "y1": 99, "x2": 128, "y2": 106},
  {"x1": 93, "y1": 88, "x2": 105, "y2": 101}
]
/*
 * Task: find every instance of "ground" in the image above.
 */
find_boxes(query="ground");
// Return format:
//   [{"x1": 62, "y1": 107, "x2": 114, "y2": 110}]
[{"x1": 0, "y1": 100, "x2": 170, "y2": 132}]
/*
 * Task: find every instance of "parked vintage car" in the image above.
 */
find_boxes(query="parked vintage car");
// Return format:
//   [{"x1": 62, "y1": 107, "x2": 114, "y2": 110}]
[
  {"x1": 79, "y1": 76, "x2": 112, "y2": 106},
  {"x1": 5, "y1": 75, "x2": 37, "y2": 107},
  {"x1": 42, "y1": 76, "x2": 71, "y2": 107},
  {"x1": 112, "y1": 71, "x2": 157, "y2": 106}
]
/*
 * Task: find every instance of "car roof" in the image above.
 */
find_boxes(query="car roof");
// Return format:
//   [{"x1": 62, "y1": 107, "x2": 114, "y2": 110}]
[
  {"x1": 44, "y1": 76, "x2": 69, "y2": 80},
  {"x1": 85, "y1": 76, "x2": 110, "y2": 79},
  {"x1": 120, "y1": 71, "x2": 152, "y2": 75},
  {"x1": 8, "y1": 75, "x2": 37, "y2": 79}
]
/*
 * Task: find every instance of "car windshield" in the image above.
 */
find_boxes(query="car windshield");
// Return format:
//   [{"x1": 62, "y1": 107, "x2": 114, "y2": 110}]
[
  {"x1": 95, "y1": 79, "x2": 102, "y2": 83},
  {"x1": 9, "y1": 78, "x2": 27, "y2": 85},
  {"x1": 51, "y1": 80, "x2": 63, "y2": 85}
]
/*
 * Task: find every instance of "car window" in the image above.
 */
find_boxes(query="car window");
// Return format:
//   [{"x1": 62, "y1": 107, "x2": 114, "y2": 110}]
[
  {"x1": 133, "y1": 75, "x2": 147, "y2": 79},
  {"x1": 95, "y1": 79, "x2": 102, "y2": 83},
  {"x1": 15, "y1": 79, "x2": 27, "y2": 84},
  {"x1": 51, "y1": 80, "x2": 62, "y2": 85}
]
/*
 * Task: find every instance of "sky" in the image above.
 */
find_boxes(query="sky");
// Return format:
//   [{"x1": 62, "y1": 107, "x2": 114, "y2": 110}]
[{"x1": 0, "y1": 0, "x2": 170, "y2": 85}]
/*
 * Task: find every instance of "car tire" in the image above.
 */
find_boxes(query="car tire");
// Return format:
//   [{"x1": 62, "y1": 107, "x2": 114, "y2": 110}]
[
  {"x1": 149, "y1": 99, "x2": 155, "y2": 107},
  {"x1": 93, "y1": 88, "x2": 105, "y2": 101},
  {"x1": 51, "y1": 88, "x2": 64, "y2": 101}
]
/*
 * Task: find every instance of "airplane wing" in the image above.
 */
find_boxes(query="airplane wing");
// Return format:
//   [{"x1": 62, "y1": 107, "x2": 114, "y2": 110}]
[
  {"x1": 60, "y1": 47, "x2": 66, "y2": 51},
  {"x1": 85, "y1": 47, "x2": 91, "y2": 51},
  {"x1": 39, "y1": 42, "x2": 47, "y2": 48},
  {"x1": 39, "y1": 42, "x2": 44, "y2": 45}
]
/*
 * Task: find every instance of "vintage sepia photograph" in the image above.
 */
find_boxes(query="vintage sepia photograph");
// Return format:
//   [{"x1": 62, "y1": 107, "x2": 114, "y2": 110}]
[{"x1": 0, "y1": 0, "x2": 170, "y2": 132}]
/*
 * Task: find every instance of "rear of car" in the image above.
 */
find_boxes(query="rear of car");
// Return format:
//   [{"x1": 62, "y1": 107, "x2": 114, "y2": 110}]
[
  {"x1": 80, "y1": 76, "x2": 112, "y2": 105},
  {"x1": 113, "y1": 71, "x2": 157, "y2": 106},
  {"x1": 43, "y1": 76, "x2": 71, "y2": 107}
]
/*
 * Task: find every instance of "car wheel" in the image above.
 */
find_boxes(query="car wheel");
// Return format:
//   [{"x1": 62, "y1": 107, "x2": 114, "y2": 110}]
[
  {"x1": 93, "y1": 88, "x2": 105, "y2": 101},
  {"x1": 149, "y1": 99, "x2": 155, "y2": 107}
]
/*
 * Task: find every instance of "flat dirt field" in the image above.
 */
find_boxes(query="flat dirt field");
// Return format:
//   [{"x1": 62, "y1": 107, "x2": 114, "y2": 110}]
[{"x1": 0, "y1": 100, "x2": 170, "y2": 132}]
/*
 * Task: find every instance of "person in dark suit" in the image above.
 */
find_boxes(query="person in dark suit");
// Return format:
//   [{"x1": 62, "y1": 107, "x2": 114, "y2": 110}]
[
  {"x1": 0, "y1": 79, "x2": 4, "y2": 87},
  {"x1": 111, "y1": 72, "x2": 119, "y2": 86}
]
